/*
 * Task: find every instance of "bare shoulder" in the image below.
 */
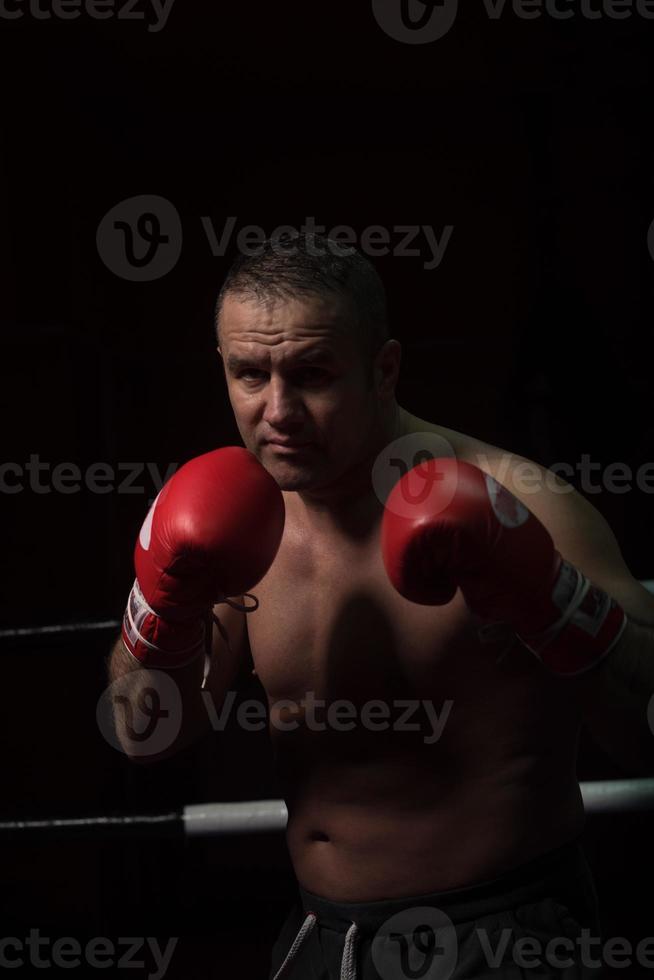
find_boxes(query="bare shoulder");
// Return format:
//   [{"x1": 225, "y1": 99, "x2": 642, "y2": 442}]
[
  {"x1": 399, "y1": 409, "x2": 510, "y2": 467},
  {"x1": 402, "y1": 408, "x2": 572, "y2": 500},
  {"x1": 405, "y1": 408, "x2": 597, "y2": 545}
]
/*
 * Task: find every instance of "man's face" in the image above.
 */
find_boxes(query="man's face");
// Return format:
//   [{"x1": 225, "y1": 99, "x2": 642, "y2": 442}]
[{"x1": 218, "y1": 292, "x2": 382, "y2": 492}]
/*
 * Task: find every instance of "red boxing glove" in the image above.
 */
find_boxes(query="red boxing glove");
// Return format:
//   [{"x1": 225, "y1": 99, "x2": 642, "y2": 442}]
[
  {"x1": 122, "y1": 446, "x2": 285, "y2": 668},
  {"x1": 381, "y1": 457, "x2": 626, "y2": 676}
]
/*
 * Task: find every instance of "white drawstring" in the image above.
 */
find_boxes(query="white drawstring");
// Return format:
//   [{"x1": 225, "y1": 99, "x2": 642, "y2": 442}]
[
  {"x1": 271, "y1": 912, "x2": 317, "y2": 980},
  {"x1": 340, "y1": 922, "x2": 360, "y2": 980},
  {"x1": 271, "y1": 911, "x2": 361, "y2": 980}
]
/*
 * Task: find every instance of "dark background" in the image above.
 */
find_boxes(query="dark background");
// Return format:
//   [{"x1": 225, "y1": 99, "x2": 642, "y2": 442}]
[{"x1": 1, "y1": 2, "x2": 653, "y2": 977}]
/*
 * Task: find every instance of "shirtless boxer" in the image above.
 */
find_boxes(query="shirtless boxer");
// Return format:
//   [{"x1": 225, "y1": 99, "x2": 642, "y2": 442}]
[{"x1": 109, "y1": 234, "x2": 654, "y2": 978}]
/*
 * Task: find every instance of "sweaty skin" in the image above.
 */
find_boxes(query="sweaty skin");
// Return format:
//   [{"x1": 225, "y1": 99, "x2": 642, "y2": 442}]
[{"x1": 217, "y1": 294, "x2": 585, "y2": 903}]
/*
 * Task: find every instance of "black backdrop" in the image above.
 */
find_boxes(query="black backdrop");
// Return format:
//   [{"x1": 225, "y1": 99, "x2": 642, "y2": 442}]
[{"x1": 1, "y1": 3, "x2": 653, "y2": 978}]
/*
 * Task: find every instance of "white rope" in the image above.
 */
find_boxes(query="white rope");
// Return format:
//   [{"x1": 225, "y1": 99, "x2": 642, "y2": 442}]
[
  {"x1": 580, "y1": 778, "x2": 654, "y2": 813},
  {"x1": 2, "y1": 578, "x2": 651, "y2": 640},
  {"x1": 183, "y1": 799, "x2": 289, "y2": 836},
  {"x1": 178, "y1": 782, "x2": 654, "y2": 835},
  {"x1": 1, "y1": 783, "x2": 654, "y2": 841},
  {"x1": 340, "y1": 922, "x2": 360, "y2": 980},
  {"x1": 270, "y1": 912, "x2": 317, "y2": 980}
]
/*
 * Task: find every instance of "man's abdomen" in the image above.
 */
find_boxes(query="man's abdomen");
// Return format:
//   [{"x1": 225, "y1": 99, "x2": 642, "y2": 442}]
[{"x1": 280, "y1": 749, "x2": 586, "y2": 903}]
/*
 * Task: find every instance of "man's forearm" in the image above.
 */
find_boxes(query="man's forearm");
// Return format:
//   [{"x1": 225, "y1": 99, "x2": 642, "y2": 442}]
[
  {"x1": 106, "y1": 636, "x2": 211, "y2": 763},
  {"x1": 572, "y1": 619, "x2": 654, "y2": 775}
]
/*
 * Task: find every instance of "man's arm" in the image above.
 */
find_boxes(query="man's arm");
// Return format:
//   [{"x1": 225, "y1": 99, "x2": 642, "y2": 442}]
[
  {"x1": 572, "y1": 616, "x2": 654, "y2": 776},
  {"x1": 106, "y1": 599, "x2": 250, "y2": 764},
  {"x1": 108, "y1": 445, "x2": 282, "y2": 764},
  {"x1": 482, "y1": 453, "x2": 654, "y2": 775}
]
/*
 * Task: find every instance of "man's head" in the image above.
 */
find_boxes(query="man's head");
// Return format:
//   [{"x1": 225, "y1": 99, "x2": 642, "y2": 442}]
[{"x1": 215, "y1": 233, "x2": 402, "y2": 496}]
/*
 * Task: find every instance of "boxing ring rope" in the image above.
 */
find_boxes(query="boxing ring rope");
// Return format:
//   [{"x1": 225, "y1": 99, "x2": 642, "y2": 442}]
[
  {"x1": 1, "y1": 583, "x2": 652, "y2": 642},
  {"x1": 0, "y1": 619, "x2": 121, "y2": 640},
  {"x1": 0, "y1": 784, "x2": 652, "y2": 842},
  {"x1": 0, "y1": 579, "x2": 651, "y2": 841}
]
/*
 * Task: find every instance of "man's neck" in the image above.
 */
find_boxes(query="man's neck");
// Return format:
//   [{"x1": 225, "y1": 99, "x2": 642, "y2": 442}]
[{"x1": 284, "y1": 404, "x2": 409, "y2": 540}]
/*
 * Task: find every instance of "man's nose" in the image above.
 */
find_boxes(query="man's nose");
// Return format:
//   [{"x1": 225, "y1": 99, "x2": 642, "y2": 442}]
[{"x1": 262, "y1": 377, "x2": 305, "y2": 428}]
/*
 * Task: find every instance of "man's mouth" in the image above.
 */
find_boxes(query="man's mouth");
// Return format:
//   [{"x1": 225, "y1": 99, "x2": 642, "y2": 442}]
[{"x1": 265, "y1": 440, "x2": 313, "y2": 453}]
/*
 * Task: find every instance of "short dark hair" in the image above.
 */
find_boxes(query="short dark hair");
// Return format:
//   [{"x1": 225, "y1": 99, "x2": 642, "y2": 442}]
[{"x1": 214, "y1": 232, "x2": 390, "y2": 368}]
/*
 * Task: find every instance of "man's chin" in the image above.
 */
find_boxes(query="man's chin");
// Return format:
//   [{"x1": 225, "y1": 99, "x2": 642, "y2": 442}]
[
  {"x1": 270, "y1": 468, "x2": 320, "y2": 492},
  {"x1": 261, "y1": 458, "x2": 323, "y2": 492}
]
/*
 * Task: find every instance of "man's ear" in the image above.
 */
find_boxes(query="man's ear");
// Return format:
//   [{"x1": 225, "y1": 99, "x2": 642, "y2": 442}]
[{"x1": 376, "y1": 339, "x2": 402, "y2": 398}]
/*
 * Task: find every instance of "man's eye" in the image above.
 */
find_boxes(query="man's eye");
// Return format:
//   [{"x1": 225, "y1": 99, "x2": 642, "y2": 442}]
[
  {"x1": 236, "y1": 367, "x2": 330, "y2": 385},
  {"x1": 294, "y1": 368, "x2": 329, "y2": 384}
]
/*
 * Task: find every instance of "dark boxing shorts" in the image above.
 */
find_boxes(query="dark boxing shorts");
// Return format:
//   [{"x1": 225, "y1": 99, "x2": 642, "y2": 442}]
[{"x1": 269, "y1": 836, "x2": 603, "y2": 979}]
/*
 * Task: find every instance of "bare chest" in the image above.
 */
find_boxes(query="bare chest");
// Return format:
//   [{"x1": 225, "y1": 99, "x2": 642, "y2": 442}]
[
  {"x1": 246, "y1": 524, "x2": 523, "y2": 709},
  {"x1": 244, "y1": 520, "x2": 580, "y2": 804}
]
